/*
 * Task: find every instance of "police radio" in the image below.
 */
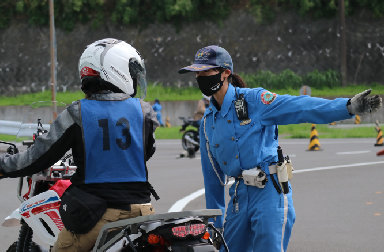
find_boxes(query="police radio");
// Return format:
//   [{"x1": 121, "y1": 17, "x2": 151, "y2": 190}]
[{"x1": 234, "y1": 93, "x2": 251, "y2": 125}]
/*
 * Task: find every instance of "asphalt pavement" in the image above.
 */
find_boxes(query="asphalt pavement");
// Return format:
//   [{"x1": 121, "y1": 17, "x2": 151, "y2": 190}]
[{"x1": 0, "y1": 138, "x2": 383, "y2": 251}]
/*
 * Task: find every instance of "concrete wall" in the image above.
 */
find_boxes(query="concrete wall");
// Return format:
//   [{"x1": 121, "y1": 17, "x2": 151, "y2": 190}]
[{"x1": 0, "y1": 99, "x2": 383, "y2": 126}]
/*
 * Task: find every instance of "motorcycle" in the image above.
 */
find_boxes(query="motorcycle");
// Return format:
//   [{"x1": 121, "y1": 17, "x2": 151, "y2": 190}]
[
  {"x1": 1, "y1": 101, "x2": 76, "y2": 251},
  {"x1": 93, "y1": 209, "x2": 228, "y2": 252},
  {"x1": 2, "y1": 139, "x2": 75, "y2": 251},
  {"x1": 179, "y1": 117, "x2": 200, "y2": 158},
  {"x1": 1, "y1": 102, "x2": 228, "y2": 251}
]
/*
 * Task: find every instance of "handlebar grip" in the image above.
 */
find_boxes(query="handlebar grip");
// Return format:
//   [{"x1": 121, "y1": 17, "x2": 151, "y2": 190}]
[{"x1": 22, "y1": 140, "x2": 34, "y2": 147}]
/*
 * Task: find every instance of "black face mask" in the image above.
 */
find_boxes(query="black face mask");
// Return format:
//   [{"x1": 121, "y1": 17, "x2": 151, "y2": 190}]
[{"x1": 196, "y1": 72, "x2": 224, "y2": 96}]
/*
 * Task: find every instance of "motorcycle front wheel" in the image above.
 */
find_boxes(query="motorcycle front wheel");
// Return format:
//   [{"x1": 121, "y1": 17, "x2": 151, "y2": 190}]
[
  {"x1": 6, "y1": 241, "x2": 41, "y2": 252},
  {"x1": 6, "y1": 221, "x2": 42, "y2": 252},
  {"x1": 181, "y1": 130, "x2": 199, "y2": 153}
]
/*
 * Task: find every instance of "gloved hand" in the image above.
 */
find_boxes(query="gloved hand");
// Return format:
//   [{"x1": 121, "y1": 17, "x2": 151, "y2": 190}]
[{"x1": 347, "y1": 89, "x2": 382, "y2": 115}]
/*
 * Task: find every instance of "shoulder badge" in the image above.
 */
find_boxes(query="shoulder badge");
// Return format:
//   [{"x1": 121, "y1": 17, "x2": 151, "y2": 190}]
[{"x1": 261, "y1": 91, "x2": 277, "y2": 105}]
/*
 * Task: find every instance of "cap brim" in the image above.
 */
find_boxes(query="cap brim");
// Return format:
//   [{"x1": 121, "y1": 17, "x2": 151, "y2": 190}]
[{"x1": 178, "y1": 64, "x2": 219, "y2": 74}]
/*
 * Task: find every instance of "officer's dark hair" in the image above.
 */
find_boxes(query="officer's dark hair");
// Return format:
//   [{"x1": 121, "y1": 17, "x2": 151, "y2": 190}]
[
  {"x1": 230, "y1": 73, "x2": 247, "y2": 88},
  {"x1": 81, "y1": 76, "x2": 123, "y2": 97},
  {"x1": 216, "y1": 67, "x2": 247, "y2": 88}
]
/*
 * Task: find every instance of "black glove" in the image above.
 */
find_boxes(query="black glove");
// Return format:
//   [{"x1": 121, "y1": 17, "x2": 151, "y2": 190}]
[{"x1": 347, "y1": 89, "x2": 382, "y2": 115}]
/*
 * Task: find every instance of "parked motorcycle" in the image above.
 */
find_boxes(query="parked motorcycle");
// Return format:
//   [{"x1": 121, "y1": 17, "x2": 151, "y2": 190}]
[
  {"x1": 179, "y1": 117, "x2": 200, "y2": 158},
  {"x1": 1, "y1": 102, "x2": 228, "y2": 251}
]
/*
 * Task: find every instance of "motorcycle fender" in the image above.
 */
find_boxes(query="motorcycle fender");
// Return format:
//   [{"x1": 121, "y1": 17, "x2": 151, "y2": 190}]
[
  {"x1": 104, "y1": 237, "x2": 128, "y2": 252},
  {"x1": 2, "y1": 208, "x2": 21, "y2": 227}
]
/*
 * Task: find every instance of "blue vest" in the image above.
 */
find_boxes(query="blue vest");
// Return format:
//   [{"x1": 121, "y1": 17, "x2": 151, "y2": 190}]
[{"x1": 80, "y1": 98, "x2": 146, "y2": 184}]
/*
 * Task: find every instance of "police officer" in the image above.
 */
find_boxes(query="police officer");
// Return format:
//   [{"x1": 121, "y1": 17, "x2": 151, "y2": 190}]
[
  {"x1": 0, "y1": 38, "x2": 160, "y2": 251},
  {"x1": 153, "y1": 99, "x2": 165, "y2": 126},
  {"x1": 178, "y1": 45, "x2": 382, "y2": 252}
]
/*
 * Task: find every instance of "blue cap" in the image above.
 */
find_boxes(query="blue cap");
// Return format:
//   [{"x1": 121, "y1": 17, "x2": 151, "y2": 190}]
[{"x1": 178, "y1": 45, "x2": 233, "y2": 74}]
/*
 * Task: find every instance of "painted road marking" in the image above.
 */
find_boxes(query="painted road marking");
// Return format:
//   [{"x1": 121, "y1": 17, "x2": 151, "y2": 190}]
[
  {"x1": 336, "y1": 150, "x2": 371, "y2": 155},
  {"x1": 168, "y1": 161, "x2": 384, "y2": 212}
]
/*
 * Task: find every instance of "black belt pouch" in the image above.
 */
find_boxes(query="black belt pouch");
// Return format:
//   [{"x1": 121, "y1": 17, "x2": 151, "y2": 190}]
[{"x1": 59, "y1": 185, "x2": 107, "y2": 234}]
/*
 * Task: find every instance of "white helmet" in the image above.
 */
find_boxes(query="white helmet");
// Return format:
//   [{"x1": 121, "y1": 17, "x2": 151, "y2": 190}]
[{"x1": 78, "y1": 38, "x2": 147, "y2": 98}]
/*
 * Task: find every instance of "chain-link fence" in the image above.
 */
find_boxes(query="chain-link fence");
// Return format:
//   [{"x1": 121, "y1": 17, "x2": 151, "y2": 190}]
[{"x1": 0, "y1": 11, "x2": 383, "y2": 96}]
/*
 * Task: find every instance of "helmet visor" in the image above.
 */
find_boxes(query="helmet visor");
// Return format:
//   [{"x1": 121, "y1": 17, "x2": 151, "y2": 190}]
[{"x1": 130, "y1": 58, "x2": 147, "y2": 99}]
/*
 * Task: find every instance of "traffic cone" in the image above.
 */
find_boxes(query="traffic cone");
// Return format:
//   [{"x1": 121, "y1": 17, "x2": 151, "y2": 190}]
[
  {"x1": 377, "y1": 149, "x2": 384, "y2": 156},
  {"x1": 354, "y1": 115, "x2": 361, "y2": 124},
  {"x1": 308, "y1": 124, "x2": 321, "y2": 151},
  {"x1": 165, "y1": 116, "x2": 171, "y2": 128},
  {"x1": 374, "y1": 121, "x2": 383, "y2": 146}
]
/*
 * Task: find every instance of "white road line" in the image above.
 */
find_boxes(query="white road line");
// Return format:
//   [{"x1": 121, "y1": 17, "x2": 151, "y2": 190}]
[
  {"x1": 168, "y1": 188, "x2": 206, "y2": 212},
  {"x1": 336, "y1": 150, "x2": 371, "y2": 155},
  {"x1": 293, "y1": 161, "x2": 384, "y2": 173},
  {"x1": 168, "y1": 161, "x2": 384, "y2": 212},
  {"x1": 279, "y1": 140, "x2": 373, "y2": 144}
]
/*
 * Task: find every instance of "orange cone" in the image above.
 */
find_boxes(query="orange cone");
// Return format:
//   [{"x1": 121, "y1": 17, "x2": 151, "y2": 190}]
[
  {"x1": 354, "y1": 115, "x2": 361, "y2": 124},
  {"x1": 165, "y1": 116, "x2": 171, "y2": 128},
  {"x1": 374, "y1": 121, "x2": 383, "y2": 146},
  {"x1": 308, "y1": 124, "x2": 321, "y2": 151}
]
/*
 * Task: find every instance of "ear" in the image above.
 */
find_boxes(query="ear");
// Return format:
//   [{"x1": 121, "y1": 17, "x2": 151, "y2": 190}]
[{"x1": 221, "y1": 69, "x2": 231, "y2": 80}]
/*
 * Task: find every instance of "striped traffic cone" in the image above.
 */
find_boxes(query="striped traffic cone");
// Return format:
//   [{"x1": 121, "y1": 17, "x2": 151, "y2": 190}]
[
  {"x1": 165, "y1": 116, "x2": 171, "y2": 128},
  {"x1": 374, "y1": 121, "x2": 383, "y2": 146},
  {"x1": 354, "y1": 115, "x2": 361, "y2": 124},
  {"x1": 308, "y1": 124, "x2": 321, "y2": 151}
]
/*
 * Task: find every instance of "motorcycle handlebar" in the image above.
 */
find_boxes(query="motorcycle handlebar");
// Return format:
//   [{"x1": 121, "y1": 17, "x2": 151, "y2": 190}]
[{"x1": 22, "y1": 140, "x2": 34, "y2": 147}]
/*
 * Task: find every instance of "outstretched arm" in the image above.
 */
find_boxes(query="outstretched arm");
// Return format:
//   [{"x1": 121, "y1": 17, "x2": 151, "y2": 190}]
[{"x1": 249, "y1": 89, "x2": 352, "y2": 126}]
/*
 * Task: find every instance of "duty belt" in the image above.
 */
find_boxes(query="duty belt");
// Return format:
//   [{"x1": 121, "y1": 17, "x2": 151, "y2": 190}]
[
  {"x1": 236, "y1": 165, "x2": 278, "y2": 179},
  {"x1": 236, "y1": 165, "x2": 282, "y2": 194}
]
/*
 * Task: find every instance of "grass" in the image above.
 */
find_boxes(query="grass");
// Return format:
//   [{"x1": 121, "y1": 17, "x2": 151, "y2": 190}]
[
  {"x1": 0, "y1": 134, "x2": 31, "y2": 142},
  {"x1": 1, "y1": 124, "x2": 378, "y2": 141},
  {"x1": 272, "y1": 85, "x2": 384, "y2": 98},
  {"x1": 0, "y1": 84, "x2": 383, "y2": 106},
  {"x1": 153, "y1": 124, "x2": 378, "y2": 139},
  {"x1": 278, "y1": 123, "x2": 378, "y2": 138}
]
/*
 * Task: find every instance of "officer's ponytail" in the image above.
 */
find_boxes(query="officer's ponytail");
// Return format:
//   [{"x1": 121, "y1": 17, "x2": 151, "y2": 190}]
[
  {"x1": 230, "y1": 73, "x2": 247, "y2": 88},
  {"x1": 217, "y1": 67, "x2": 247, "y2": 88}
]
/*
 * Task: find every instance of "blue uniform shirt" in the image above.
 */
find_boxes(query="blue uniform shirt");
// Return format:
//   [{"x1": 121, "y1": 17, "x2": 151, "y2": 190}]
[
  {"x1": 152, "y1": 103, "x2": 162, "y2": 113},
  {"x1": 200, "y1": 84, "x2": 352, "y2": 228}
]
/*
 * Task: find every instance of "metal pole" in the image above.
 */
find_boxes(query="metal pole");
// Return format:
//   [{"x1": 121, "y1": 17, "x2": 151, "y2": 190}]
[
  {"x1": 339, "y1": 0, "x2": 347, "y2": 87},
  {"x1": 49, "y1": 0, "x2": 57, "y2": 119}
]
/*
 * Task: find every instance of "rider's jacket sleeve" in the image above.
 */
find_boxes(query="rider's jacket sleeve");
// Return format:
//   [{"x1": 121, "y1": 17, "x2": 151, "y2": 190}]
[
  {"x1": 142, "y1": 100, "x2": 159, "y2": 161},
  {"x1": 199, "y1": 114, "x2": 226, "y2": 229},
  {"x1": 0, "y1": 107, "x2": 77, "y2": 177}
]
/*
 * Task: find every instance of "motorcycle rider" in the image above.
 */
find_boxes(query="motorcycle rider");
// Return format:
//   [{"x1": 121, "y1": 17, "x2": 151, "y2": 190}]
[
  {"x1": 0, "y1": 38, "x2": 160, "y2": 251},
  {"x1": 194, "y1": 95, "x2": 210, "y2": 121}
]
